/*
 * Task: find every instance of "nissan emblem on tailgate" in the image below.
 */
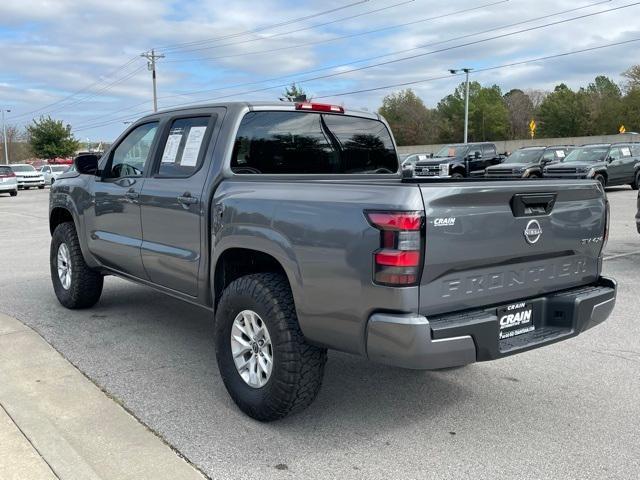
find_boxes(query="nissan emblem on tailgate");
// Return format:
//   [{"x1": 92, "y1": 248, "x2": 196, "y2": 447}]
[{"x1": 524, "y1": 219, "x2": 543, "y2": 245}]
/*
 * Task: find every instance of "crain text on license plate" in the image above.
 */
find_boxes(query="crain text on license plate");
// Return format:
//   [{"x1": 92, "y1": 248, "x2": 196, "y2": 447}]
[{"x1": 497, "y1": 302, "x2": 534, "y2": 340}]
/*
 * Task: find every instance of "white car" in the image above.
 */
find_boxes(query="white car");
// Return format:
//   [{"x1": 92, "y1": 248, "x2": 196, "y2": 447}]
[
  {"x1": 0, "y1": 165, "x2": 18, "y2": 196},
  {"x1": 10, "y1": 164, "x2": 45, "y2": 189},
  {"x1": 40, "y1": 164, "x2": 69, "y2": 185}
]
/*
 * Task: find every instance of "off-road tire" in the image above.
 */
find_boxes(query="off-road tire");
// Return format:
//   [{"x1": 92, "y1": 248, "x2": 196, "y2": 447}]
[
  {"x1": 50, "y1": 221, "x2": 103, "y2": 309},
  {"x1": 631, "y1": 171, "x2": 640, "y2": 190},
  {"x1": 594, "y1": 174, "x2": 606, "y2": 189},
  {"x1": 215, "y1": 273, "x2": 327, "y2": 421}
]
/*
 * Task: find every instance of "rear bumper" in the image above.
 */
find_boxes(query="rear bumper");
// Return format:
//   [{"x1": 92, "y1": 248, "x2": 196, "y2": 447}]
[
  {"x1": 0, "y1": 183, "x2": 18, "y2": 191},
  {"x1": 366, "y1": 277, "x2": 616, "y2": 369}
]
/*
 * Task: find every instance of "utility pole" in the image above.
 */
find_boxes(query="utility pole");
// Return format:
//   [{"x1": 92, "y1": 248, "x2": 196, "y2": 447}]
[
  {"x1": 1, "y1": 108, "x2": 10, "y2": 165},
  {"x1": 449, "y1": 68, "x2": 472, "y2": 144},
  {"x1": 141, "y1": 49, "x2": 165, "y2": 113}
]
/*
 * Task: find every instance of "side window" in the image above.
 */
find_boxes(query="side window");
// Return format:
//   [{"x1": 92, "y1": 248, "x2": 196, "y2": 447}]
[
  {"x1": 482, "y1": 144, "x2": 495, "y2": 157},
  {"x1": 157, "y1": 117, "x2": 211, "y2": 177},
  {"x1": 608, "y1": 147, "x2": 622, "y2": 161},
  {"x1": 470, "y1": 147, "x2": 482, "y2": 158},
  {"x1": 541, "y1": 150, "x2": 556, "y2": 162},
  {"x1": 632, "y1": 145, "x2": 640, "y2": 157},
  {"x1": 106, "y1": 122, "x2": 159, "y2": 179}
]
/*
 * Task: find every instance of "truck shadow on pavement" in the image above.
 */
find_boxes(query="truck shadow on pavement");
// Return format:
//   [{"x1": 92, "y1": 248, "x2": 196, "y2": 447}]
[{"x1": 76, "y1": 278, "x2": 471, "y2": 433}]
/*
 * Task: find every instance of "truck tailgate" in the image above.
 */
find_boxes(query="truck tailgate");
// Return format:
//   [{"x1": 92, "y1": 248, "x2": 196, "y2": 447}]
[{"x1": 418, "y1": 180, "x2": 606, "y2": 316}]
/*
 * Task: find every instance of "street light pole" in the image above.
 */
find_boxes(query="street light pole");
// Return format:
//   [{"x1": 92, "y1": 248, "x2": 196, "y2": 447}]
[
  {"x1": 449, "y1": 68, "x2": 472, "y2": 144},
  {"x1": 1, "y1": 108, "x2": 11, "y2": 165}
]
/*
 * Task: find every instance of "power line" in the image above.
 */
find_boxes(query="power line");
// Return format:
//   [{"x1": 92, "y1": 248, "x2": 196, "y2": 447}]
[
  {"x1": 73, "y1": 36, "x2": 640, "y2": 133},
  {"x1": 314, "y1": 38, "x2": 640, "y2": 98},
  {"x1": 162, "y1": 0, "x2": 416, "y2": 55},
  {"x1": 71, "y1": 1, "x2": 637, "y2": 131},
  {"x1": 164, "y1": 0, "x2": 511, "y2": 64},
  {"x1": 71, "y1": 0, "x2": 508, "y2": 127},
  {"x1": 158, "y1": 0, "x2": 614, "y2": 100},
  {"x1": 9, "y1": 56, "x2": 142, "y2": 120},
  {"x1": 157, "y1": 0, "x2": 371, "y2": 52}
]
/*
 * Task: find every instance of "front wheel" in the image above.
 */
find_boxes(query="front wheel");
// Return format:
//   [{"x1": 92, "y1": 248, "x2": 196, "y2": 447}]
[
  {"x1": 450, "y1": 172, "x2": 464, "y2": 180},
  {"x1": 594, "y1": 174, "x2": 606, "y2": 189},
  {"x1": 38, "y1": 185, "x2": 45, "y2": 189},
  {"x1": 631, "y1": 171, "x2": 640, "y2": 190},
  {"x1": 50, "y1": 222, "x2": 103, "y2": 309},
  {"x1": 215, "y1": 273, "x2": 327, "y2": 421}
]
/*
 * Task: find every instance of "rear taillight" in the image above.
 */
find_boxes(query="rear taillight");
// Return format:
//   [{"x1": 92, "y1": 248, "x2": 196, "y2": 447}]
[
  {"x1": 366, "y1": 211, "x2": 424, "y2": 286},
  {"x1": 602, "y1": 199, "x2": 610, "y2": 252},
  {"x1": 0, "y1": 172, "x2": 15, "y2": 178}
]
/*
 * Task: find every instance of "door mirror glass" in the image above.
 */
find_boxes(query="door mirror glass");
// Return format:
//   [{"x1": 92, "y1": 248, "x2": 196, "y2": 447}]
[{"x1": 74, "y1": 154, "x2": 100, "y2": 175}]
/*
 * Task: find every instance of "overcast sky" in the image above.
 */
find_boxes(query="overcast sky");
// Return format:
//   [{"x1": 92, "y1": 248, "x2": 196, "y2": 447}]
[{"x1": 1, "y1": 0, "x2": 639, "y2": 141}]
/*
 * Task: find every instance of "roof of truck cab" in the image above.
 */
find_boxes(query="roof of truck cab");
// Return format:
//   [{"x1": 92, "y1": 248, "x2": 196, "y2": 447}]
[{"x1": 140, "y1": 101, "x2": 380, "y2": 121}]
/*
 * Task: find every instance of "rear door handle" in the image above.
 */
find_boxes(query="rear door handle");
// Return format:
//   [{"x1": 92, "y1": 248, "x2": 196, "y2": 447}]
[{"x1": 177, "y1": 193, "x2": 199, "y2": 206}]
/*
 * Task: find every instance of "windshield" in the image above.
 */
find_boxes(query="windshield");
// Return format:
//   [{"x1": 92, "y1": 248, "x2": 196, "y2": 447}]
[
  {"x1": 403, "y1": 154, "x2": 429, "y2": 165},
  {"x1": 503, "y1": 149, "x2": 543, "y2": 164},
  {"x1": 562, "y1": 147, "x2": 608, "y2": 163},
  {"x1": 11, "y1": 165, "x2": 36, "y2": 173},
  {"x1": 51, "y1": 166, "x2": 68, "y2": 173},
  {"x1": 434, "y1": 145, "x2": 467, "y2": 158}
]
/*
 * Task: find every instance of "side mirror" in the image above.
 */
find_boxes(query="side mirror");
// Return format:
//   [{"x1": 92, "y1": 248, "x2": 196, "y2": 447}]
[
  {"x1": 74, "y1": 154, "x2": 100, "y2": 175},
  {"x1": 474, "y1": 151, "x2": 481, "y2": 159},
  {"x1": 429, "y1": 153, "x2": 434, "y2": 158}
]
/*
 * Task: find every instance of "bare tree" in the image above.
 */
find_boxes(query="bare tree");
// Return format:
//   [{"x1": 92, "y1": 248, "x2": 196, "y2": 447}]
[
  {"x1": 504, "y1": 89, "x2": 534, "y2": 139},
  {"x1": 525, "y1": 89, "x2": 549, "y2": 110},
  {"x1": 0, "y1": 125, "x2": 31, "y2": 163}
]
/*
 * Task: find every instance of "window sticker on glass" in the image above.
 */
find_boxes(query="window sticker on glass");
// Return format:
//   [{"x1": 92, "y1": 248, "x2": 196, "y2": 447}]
[
  {"x1": 162, "y1": 133, "x2": 182, "y2": 163},
  {"x1": 556, "y1": 150, "x2": 565, "y2": 158},
  {"x1": 418, "y1": 154, "x2": 426, "y2": 161},
  {"x1": 181, "y1": 126, "x2": 207, "y2": 167},
  {"x1": 621, "y1": 147, "x2": 631, "y2": 156}
]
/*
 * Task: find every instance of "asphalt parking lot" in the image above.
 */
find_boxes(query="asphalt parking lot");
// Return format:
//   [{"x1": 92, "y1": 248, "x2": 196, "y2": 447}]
[{"x1": 1, "y1": 187, "x2": 639, "y2": 480}]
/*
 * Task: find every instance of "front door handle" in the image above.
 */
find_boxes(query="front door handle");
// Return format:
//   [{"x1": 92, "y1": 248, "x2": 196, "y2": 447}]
[{"x1": 124, "y1": 189, "x2": 139, "y2": 201}]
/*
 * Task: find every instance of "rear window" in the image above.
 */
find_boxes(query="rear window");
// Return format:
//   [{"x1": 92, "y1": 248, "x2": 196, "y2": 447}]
[
  {"x1": 0, "y1": 166, "x2": 12, "y2": 175},
  {"x1": 231, "y1": 111, "x2": 398, "y2": 174}
]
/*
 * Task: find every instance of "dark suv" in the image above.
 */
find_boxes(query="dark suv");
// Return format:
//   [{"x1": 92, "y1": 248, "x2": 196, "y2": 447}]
[
  {"x1": 413, "y1": 142, "x2": 504, "y2": 178},
  {"x1": 544, "y1": 143, "x2": 640, "y2": 189},
  {"x1": 485, "y1": 146, "x2": 572, "y2": 179}
]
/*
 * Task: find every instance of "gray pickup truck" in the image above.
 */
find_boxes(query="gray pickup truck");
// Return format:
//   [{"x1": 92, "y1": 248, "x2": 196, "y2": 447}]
[{"x1": 49, "y1": 101, "x2": 616, "y2": 421}]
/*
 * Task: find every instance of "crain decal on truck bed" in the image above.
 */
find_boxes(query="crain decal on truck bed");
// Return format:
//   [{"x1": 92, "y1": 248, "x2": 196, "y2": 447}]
[{"x1": 441, "y1": 257, "x2": 590, "y2": 298}]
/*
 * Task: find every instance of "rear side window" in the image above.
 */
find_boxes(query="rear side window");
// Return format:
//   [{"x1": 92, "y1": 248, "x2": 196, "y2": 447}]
[
  {"x1": 157, "y1": 116, "x2": 211, "y2": 177},
  {"x1": 231, "y1": 111, "x2": 398, "y2": 174},
  {"x1": 482, "y1": 144, "x2": 496, "y2": 156}
]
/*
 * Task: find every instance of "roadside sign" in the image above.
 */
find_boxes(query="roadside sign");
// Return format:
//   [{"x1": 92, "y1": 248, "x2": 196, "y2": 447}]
[
  {"x1": 529, "y1": 119, "x2": 537, "y2": 139},
  {"x1": 619, "y1": 124, "x2": 626, "y2": 134}
]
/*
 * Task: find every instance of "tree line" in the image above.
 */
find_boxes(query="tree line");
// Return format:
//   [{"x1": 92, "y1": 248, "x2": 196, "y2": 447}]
[
  {"x1": 378, "y1": 65, "x2": 640, "y2": 146},
  {"x1": 1, "y1": 116, "x2": 80, "y2": 163}
]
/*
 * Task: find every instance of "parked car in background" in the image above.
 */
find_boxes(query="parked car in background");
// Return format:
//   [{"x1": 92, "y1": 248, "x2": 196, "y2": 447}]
[
  {"x1": 485, "y1": 146, "x2": 572, "y2": 179},
  {"x1": 40, "y1": 164, "x2": 69, "y2": 185},
  {"x1": 544, "y1": 143, "x2": 640, "y2": 189},
  {"x1": 10, "y1": 164, "x2": 45, "y2": 189},
  {"x1": 402, "y1": 153, "x2": 430, "y2": 168},
  {"x1": 413, "y1": 142, "x2": 505, "y2": 178},
  {"x1": 0, "y1": 165, "x2": 18, "y2": 196}
]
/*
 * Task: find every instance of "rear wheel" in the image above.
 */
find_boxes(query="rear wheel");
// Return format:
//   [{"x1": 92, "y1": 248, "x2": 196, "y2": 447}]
[
  {"x1": 50, "y1": 222, "x2": 103, "y2": 309},
  {"x1": 631, "y1": 171, "x2": 640, "y2": 190},
  {"x1": 10, "y1": 190, "x2": 17, "y2": 197},
  {"x1": 594, "y1": 174, "x2": 606, "y2": 189},
  {"x1": 215, "y1": 273, "x2": 327, "y2": 421},
  {"x1": 24, "y1": 186, "x2": 30, "y2": 190},
  {"x1": 38, "y1": 185, "x2": 45, "y2": 189}
]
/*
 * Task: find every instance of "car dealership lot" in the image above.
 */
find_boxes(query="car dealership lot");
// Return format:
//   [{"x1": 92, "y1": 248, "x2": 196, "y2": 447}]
[{"x1": 1, "y1": 187, "x2": 639, "y2": 479}]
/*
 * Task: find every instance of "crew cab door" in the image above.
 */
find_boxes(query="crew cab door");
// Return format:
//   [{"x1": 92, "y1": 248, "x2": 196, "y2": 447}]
[
  {"x1": 467, "y1": 145, "x2": 484, "y2": 175},
  {"x1": 88, "y1": 122, "x2": 160, "y2": 279},
  {"x1": 482, "y1": 144, "x2": 500, "y2": 168},
  {"x1": 138, "y1": 112, "x2": 221, "y2": 296},
  {"x1": 606, "y1": 146, "x2": 627, "y2": 184}
]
